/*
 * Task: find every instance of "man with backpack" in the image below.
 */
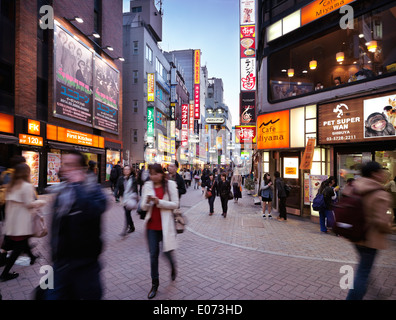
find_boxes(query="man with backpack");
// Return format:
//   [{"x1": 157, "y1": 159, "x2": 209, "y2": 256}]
[{"x1": 340, "y1": 161, "x2": 392, "y2": 300}]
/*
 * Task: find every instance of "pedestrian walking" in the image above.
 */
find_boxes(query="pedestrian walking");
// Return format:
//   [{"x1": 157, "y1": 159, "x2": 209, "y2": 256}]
[
  {"x1": 167, "y1": 161, "x2": 186, "y2": 199},
  {"x1": 274, "y1": 171, "x2": 287, "y2": 221},
  {"x1": 317, "y1": 176, "x2": 338, "y2": 233},
  {"x1": 385, "y1": 175, "x2": 396, "y2": 224},
  {"x1": 114, "y1": 165, "x2": 138, "y2": 236},
  {"x1": 0, "y1": 163, "x2": 46, "y2": 282},
  {"x1": 193, "y1": 168, "x2": 201, "y2": 190},
  {"x1": 218, "y1": 173, "x2": 231, "y2": 218},
  {"x1": 260, "y1": 173, "x2": 273, "y2": 218},
  {"x1": 183, "y1": 168, "x2": 191, "y2": 188},
  {"x1": 205, "y1": 173, "x2": 218, "y2": 216},
  {"x1": 344, "y1": 161, "x2": 392, "y2": 300},
  {"x1": 201, "y1": 167, "x2": 210, "y2": 194},
  {"x1": 141, "y1": 163, "x2": 179, "y2": 299},
  {"x1": 110, "y1": 161, "x2": 122, "y2": 200},
  {"x1": 45, "y1": 151, "x2": 107, "y2": 300},
  {"x1": 231, "y1": 173, "x2": 242, "y2": 203}
]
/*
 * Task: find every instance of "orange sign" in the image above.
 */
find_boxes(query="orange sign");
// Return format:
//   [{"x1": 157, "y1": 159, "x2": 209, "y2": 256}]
[
  {"x1": 194, "y1": 50, "x2": 200, "y2": 84},
  {"x1": 147, "y1": 73, "x2": 155, "y2": 102},
  {"x1": 0, "y1": 113, "x2": 14, "y2": 134},
  {"x1": 257, "y1": 110, "x2": 289, "y2": 149},
  {"x1": 19, "y1": 134, "x2": 43, "y2": 147},
  {"x1": 28, "y1": 119, "x2": 41, "y2": 135},
  {"x1": 301, "y1": 0, "x2": 356, "y2": 26},
  {"x1": 300, "y1": 138, "x2": 316, "y2": 170},
  {"x1": 46, "y1": 124, "x2": 104, "y2": 148}
]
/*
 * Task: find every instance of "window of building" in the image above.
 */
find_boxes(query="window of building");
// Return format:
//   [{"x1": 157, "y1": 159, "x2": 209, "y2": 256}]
[
  {"x1": 133, "y1": 70, "x2": 138, "y2": 84},
  {"x1": 94, "y1": 0, "x2": 102, "y2": 42},
  {"x1": 133, "y1": 41, "x2": 138, "y2": 55},
  {"x1": 132, "y1": 6, "x2": 142, "y2": 13},
  {"x1": 133, "y1": 100, "x2": 138, "y2": 113},
  {"x1": 145, "y1": 44, "x2": 153, "y2": 63},
  {"x1": 268, "y1": 4, "x2": 396, "y2": 102},
  {"x1": 133, "y1": 129, "x2": 138, "y2": 143}
]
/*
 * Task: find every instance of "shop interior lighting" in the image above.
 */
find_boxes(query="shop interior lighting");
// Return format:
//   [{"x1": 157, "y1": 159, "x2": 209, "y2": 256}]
[
  {"x1": 287, "y1": 68, "x2": 294, "y2": 77},
  {"x1": 336, "y1": 52, "x2": 344, "y2": 62},
  {"x1": 309, "y1": 59, "x2": 317, "y2": 70},
  {"x1": 367, "y1": 40, "x2": 378, "y2": 52}
]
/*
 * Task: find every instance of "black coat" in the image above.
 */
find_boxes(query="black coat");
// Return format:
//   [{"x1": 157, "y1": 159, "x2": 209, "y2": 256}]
[
  {"x1": 114, "y1": 175, "x2": 137, "y2": 198},
  {"x1": 205, "y1": 179, "x2": 218, "y2": 196},
  {"x1": 217, "y1": 180, "x2": 231, "y2": 198},
  {"x1": 169, "y1": 173, "x2": 186, "y2": 198}
]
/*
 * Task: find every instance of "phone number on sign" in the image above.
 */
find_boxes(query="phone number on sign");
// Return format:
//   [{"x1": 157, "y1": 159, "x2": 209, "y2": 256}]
[{"x1": 326, "y1": 135, "x2": 356, "y2": 141}]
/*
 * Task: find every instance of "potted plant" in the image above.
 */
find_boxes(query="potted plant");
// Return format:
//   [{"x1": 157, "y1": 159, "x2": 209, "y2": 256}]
[{"x1": 244, "y1": 176, "x2": 254, "y2": 195}]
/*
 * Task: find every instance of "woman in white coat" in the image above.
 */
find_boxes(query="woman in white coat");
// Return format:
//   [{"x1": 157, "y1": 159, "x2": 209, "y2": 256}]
[
  {"x1": 141, "y1": 163, "x2": 179, "y2": 299},
  {"x1": 0, "y1": 163, "x2": 46, "y2": 282}
]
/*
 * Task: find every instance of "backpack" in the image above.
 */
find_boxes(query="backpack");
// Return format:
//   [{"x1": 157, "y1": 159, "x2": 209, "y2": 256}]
[
  {"x1": 312, "y1": 191, "x2": 326, "y2": 211},
  {"x1": 110, "y1": 166, "x2": 118, "y2": 181},
  {"x1": 332, "y1": 188, "x2": 376, "y2": 242}
]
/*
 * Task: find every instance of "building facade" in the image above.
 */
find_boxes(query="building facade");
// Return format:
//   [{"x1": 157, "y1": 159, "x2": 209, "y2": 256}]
[
  {"x1": 256, "y1": 0, "x2": 396, "y2": 220},
  {"x1": 0, "y1": 0, "x2": 123, "y2": 193}
]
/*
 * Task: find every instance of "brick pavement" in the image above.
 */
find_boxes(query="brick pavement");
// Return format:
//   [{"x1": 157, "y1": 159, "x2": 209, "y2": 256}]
[{"x1": 0, "y1": 186, "x2": 395, "y2": 300}]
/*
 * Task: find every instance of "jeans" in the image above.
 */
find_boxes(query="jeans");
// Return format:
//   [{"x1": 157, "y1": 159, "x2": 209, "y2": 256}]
[
  {"x1": 208, "y1": 195, "x2": 215, "y2": 213},
  {"x1": 46, "y1": 258, "x2": 102, "y2": 300},
  {"x1": 123, "y1": 206, "x2": 134, "y2": 230},
  {"x1": 278, "y1": 197, "x2": 287, "y2": 220},
  {"x1": 147, "y1": 229, "x2": 175, "y2": 280},
  {"x1": 319, "y1": 209, "x2": 327, "y2": 232},
  {"x1": 220, "y1": 196, "x2": 228, "y2": 214},
  {"x1": 346, "y1": 245, "x2": 377, "y2": 300}
]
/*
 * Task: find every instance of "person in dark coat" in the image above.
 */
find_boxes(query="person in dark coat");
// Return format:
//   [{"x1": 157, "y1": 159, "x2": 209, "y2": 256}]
[
  {"x1": 317, "y1": 176, "x2": 339, "y2": 233},
  {"x1": 167, "y1": 161, "x2": 186, "y2": 199},
  {"x1": 205, "y1": 173, "x2": 218, "y2": 216},
  {"x1": 217, "y1": 173, "x2": 231, "y2": 218},
  {"x1": 274, "y1": 171, "x2": 287, "y2": 221}
]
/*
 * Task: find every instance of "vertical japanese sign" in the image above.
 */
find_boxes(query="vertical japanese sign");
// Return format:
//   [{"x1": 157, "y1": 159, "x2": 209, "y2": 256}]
[
  {"x1": 181, "y1": 104, "x2": 189, "y2": 147},
  {"x1": 300, "y1": 138, "x2": 316, "y2": 170},
  {"x1": 147, "y1": 106, "x2": 154, "y2": 138},
  {"x1": 240, "y1": 0, "x2": 256, "y2": 126},
  {"x1": 194, "y1": 50, "x2": 201, "y2": 119},
  {"x1": 147, "y1": 73, "x2": 155, "y2": 102},
  {"x1": 189, "y1": 102, "x2": 195, "y2": 134}
]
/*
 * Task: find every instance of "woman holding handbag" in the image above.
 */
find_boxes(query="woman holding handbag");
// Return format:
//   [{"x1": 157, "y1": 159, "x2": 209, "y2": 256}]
[
  {"x1": 141, "y1": 163, "x2": 179, "y2": 299},
  {"x1": 114, "y1": 165, "x2": 138, "y2": 236},
  {"x1": 205, "y1": 173, "x2": 218, "y2": 216},
  {"x1": 0, "y1": 163, "x2": 46, "y2": 282},
  {"x1": 218, "y1": 173, "x2": 231, "y2": 218}
]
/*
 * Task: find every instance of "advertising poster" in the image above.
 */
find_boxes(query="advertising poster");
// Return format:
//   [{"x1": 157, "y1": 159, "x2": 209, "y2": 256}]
[
  {"x1": 240, "y1": 91, "x2": 256, "y2": 124},
  {"x1": 93, "y1": 55, "x2": 120, "y2": 134},
  {"x1": 47, "y1": 153, "x2": 61, "y2": 184},
  {"x1": 309, "y1": 175, "x2": 328, "y2": 202},
  {"x1": 54, "y1": 23, "x2": 93, "y2": 126},
  {"x1": 240, "y1": 25, "x2": 255, "y2": 58},
  {"x1": 240, "y1": 58, "x2": 256, "y2": 91},
  {"x1": 147, "y1": 73, "x2": 155, "y2": 102},
  {"x1": 240, "y1": 0, "x2": 255, "y2": 25},
  {"x1": 235, "y1": 125, "x2": 256, "y2": 144},
  {"x1": 106, "y1": 150, "x2": 120, "y2": 181},
  {"x1": 22, "y1": 151, "x2": 39, "y2": 188}
]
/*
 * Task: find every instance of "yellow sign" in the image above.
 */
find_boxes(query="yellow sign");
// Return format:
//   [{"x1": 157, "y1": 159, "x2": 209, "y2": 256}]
[
  {"x1": 147, "y1": 73, "x2": 155, "y2": 102},
  {"x1": 19, "y1": 134, "x2": 43, "y2": 147},
  {"x1": 194, "y1": 50, "x2": 200, "y2": 84}
]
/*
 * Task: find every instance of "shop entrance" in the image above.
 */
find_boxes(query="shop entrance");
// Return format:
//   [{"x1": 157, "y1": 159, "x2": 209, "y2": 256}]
[{"x1": 280, "y1": 152, "x2": 301, "y2": 215}]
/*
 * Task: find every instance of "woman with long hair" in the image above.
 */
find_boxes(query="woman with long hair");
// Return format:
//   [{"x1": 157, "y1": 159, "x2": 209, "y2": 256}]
[
  {"x1": 0, "y1": 163, "x2": 46, "y2": 281},
  {"x1": 260, "y1": 173, "x2": 273, "y2": 218},
  {"x1": 205, "y1": 173, "x2": 218, "y2": 216},
  {"x1": 114, "y1": 165, "x2": 138, "y2": 236},
  {"x1": 141, "y1": 163, "x2": 179, "y2": 299}
]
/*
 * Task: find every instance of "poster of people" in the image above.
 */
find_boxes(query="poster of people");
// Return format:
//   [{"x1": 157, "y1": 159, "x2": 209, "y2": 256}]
[
  {"x1": 54, "y1": 23, "x2": 93, "y2": 126},
  {"x1": 93, "y1": 55, "x2": 120, "y2": 134},
  {"x1": 363, "y1": 94, "x2": 396, "y2": 138},
  {"x1": 22, "y1": 151, "x2": 39, "y2": 187},
  {"x1": 47, "y1": 153, "x2": 61, "y2": 184}
]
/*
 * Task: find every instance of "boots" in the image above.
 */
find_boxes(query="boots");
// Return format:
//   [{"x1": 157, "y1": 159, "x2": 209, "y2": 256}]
[{"x1": 148, "y1": 279, "x2": 159, "y2": 299}]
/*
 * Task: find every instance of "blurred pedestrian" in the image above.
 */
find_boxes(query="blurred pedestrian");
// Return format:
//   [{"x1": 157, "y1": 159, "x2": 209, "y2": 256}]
[
  {"x1": 317, "y1": 176, "x2": 338, "y2": 233},
  {"x1": 218, "y1": 173, "x2": 231, "y2": 218},
  {"x1": 110, "y1": 161, "x2": 122, "y2": 193},
  {"x1": 0, "y1": 163, "x2": 46, "y2": 282},
  {"x1": 167, "y1": 161, "x2": 186, "y2": 200},
  {"x1": 205, "y1": 173, "x2": 218, "y2": 216},
  {"x1": 201, "y1": 167, "x2": 210, "y2": 194},
  {"x1": 260, "y1": 173, "x2": 273, "y2": 218},
  {"x1": 183, "y1": 168, "x2": 191, "y2": 188},
  {"x1": 231, "y1": 173, "x2": 242, "y2": 203},
  {"x1": 115, "y1": 165, "x2": 138, "y2": 236},
  {"x1": 141, "y1": 163, "x2": 179, "y2": 299},
  {"x1": 86, "y1": 160, "x2": 97, "y2": 184},
  {"x1": 193, "y1": 168, "x2": 201, "y2": 190},
  {"x1": 345, "y1": 161, "x2": 392, "y2": 300},
  {"x1": 46, "y1": 151, "x2": 107, "y2": 300},
  {"x1": 274, "y1": 171, "x2": 287, "y2": 221},
  {"x1": 385, "y1": 175, "x2": 396, "y2": 224}
]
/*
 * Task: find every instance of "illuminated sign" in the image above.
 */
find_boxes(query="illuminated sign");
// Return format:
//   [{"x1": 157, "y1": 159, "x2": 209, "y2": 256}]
[
  {"x1": 28, "y1": 119, "x2": 41, "y2": 135},
  {"x1": 194, "y1": 84, "x2": 200, "y2": 120},
  {"x1": 284, "y1": 157, "x2": 299, "y2": 179},
  {"x1": 0, "y1": 113, "x2": 14, "y2": 134},
  {"x1": 301, "y1": 0, "x2": 356, "y2": 26},
  {"x1": 240, "y1": 25, "x2": 255, "y2": 58},
  {"x1": 194, "y1": 50, "x2": 200, "y2": 84},
  {"x1": 240, "y1": 58, "x2": 256, "y2": 91},
  {"x1": 147, "y1": 73, "x2": 155, "y2": 102},
  {"x1": 181, "y1": 104, "x2": 189, "y2": 147},
  {"x1": 206, "y1": 117, "x2": 225, "y2": 124},
  {"x1": 235, "y1": 125, "x2": 256, "y2": 144},
  {"x1": 189, "y1": 102, "x2": 194, "y2": 133},
  {"x1": 19, "y1": 134, "x2": 43, "y2": 147},
  {"x1": 46, "y1": 124, "x2": 104, "y2": 148},
  {"x1": 257, "y1": 110, "x2": 290, "y2": 150},
  {"x1": 147, "y1": 106, "x2": 155, "y2": 137}
]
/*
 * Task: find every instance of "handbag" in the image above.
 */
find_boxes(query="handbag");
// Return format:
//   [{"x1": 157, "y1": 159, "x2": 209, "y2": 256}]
[
  {"x1": 228, "y1": 191, "x2": 234, "y2": 200},
  {"x1": 32, "y1": 210, "x2": 48, "y2": 238},
  {"x1": 205, "y1": 190, "x2": 212, "y2": 198},
  {"x1": 137, "y1": 200, "x2": 147, "y2": 220},
  {"x1": 173, "y1": 208, "x2": 185, "y2": 234}
]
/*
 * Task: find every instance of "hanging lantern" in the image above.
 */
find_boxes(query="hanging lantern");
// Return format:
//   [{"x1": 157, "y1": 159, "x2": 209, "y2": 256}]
[
  {"x1": 336, "y1": 52, "x2": 344, "y2": 62},
  {"x1": 309, "y1": 59, "x2": 317, "y2": 70},
  {"x1": 287, "y1": 68, "x2": 294, "y2": 77},
  {"x1": 367, "y1": 40, "x2": 377, "y2": 52}
]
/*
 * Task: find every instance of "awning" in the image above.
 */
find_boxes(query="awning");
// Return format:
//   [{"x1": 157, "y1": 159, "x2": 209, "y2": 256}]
[
  {"x1": 47, "y1": 141, "x2": 105, "y2": 154},
  {"x1": 0, "y1": 134, "x2": 19, "y2": 144}
]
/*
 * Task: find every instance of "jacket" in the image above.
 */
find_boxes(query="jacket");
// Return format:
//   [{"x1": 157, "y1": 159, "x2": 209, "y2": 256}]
[
  {"x1": 141, "y1": 180, "x2": 179, "y2": 252},
  {"x1": 50, "y1": 181, "x2": 107, "y2": 262},
  {"x1": 168, "y1": 172, "x2": 186, "y2": 199},
  {"x1": 275, "y1": 177, "x2": 287, "y2": 198},
  {"x1": 231, "y1": 175, "x2": 242, "y2": 187},
  {"x1": 322, "y1": 185, "x2": 335, "y2": 210},
  {"x1": 345, "y1": 177, "x2": 392, "y2": 250},
  {"x1": 260, "y1": 180, "x2": 273, "y2": 199},
  {"x1": 217, "y1": 180, "x2": 231, "y2": 198},
  {"x1": 115, "y1": 175, "x2": 138, "y2": 210},
  {"x1": 205, "y1": 179, "x2": 218, "y2": 196},
  {"x1": 3, "y1": 181, "x2": 46, "y2": 236}
]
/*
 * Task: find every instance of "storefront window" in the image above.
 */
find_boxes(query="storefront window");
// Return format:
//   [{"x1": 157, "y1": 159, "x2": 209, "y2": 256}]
[
  {"x1": 47, "y1": 150, "x2": 61, "y2": 184},
  {"x1": 22, "y1": 151, "x2": 39, "y2": 187},
  {"x1": 106, "y1": 149, "x2": 120, "y2": 181},
  {"x1": 269, "y1": 4, "x2": 396, "y2": 101}
]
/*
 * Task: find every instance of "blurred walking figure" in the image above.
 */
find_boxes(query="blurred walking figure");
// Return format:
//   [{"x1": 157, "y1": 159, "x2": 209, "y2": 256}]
[
  {"x1": 114, "y1": 165, "x2": 138, "y2": 236},
  {"x1": 218, "y1": 173, "x2": 231, "y2": 218},
  {"x1": 274, "y1": 171, "x2": 287, "y2": 221},
  {"x1": 345, "y1": 161, "x2": 392, "y2": 300},
  {"x1": 183, "y1": 168, "x2": 191, "y2": 188},
  {"x1": 167, "y1": 161, "x2": 186, "y2": 200},
  {"x1": 317, "y1": 176, "x2": 338, "y2": 233},
  {"x1": 141, "y1": 164, "x2": 179, "y2": 299},
  {"x1": 231, "y1": 173, "x2": 242, "y2": 203},
  {"x1": 260, "y1": 173, "x2": 273, "y2": 218},
  {"x1": 205, "y1": 173, "x2": 218, "y2": 216},
  {"x1": 110, "y1": 161, "x2": 122, "y2": 198},
  {"x1": 46, "y1": 151, "x2": 107, "y2": 300},
  {"x1": 0, "y1": 163, "x2": 46, "y2": 281}
]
